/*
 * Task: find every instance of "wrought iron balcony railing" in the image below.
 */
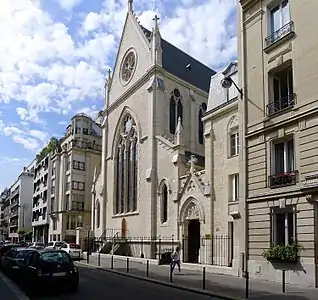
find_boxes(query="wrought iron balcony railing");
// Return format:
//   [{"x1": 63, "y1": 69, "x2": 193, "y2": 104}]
[
  {"x1": 269, "y1": 170, "x2": 298, "y2": 188},
  {"x1": 265, "y1": 21, "x2": 294, "y2": 47},
  {"x1": 267, "y1": 93, "x2": 295, "y2": 116}
]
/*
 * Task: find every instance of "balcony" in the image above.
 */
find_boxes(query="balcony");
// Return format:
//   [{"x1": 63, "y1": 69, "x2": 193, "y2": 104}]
[
  {"x1": 71, "y1": 140, "x2": 102, "y2": 152},
  {"x1": 267, "y1": 93, "x2": 295, "y2": 116},
  {"x1": 265, "y1": 21, "x2": 294, "y2": 49},
  {"x1": 269, "y1": 170, "x2": 298, "y2": 188}
]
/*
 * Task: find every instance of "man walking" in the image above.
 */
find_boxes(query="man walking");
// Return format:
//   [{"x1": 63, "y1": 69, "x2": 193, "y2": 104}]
[{"x1": 170, "y1": 246, "x2": 182, "y2": 275}]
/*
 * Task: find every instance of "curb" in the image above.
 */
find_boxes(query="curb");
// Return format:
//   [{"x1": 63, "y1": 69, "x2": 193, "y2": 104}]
[{"x1": 76, "y1": 262, "x2": 238, "y2": 300}]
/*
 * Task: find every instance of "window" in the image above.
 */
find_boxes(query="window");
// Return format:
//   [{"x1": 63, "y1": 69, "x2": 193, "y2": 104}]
[
  {"x1": 53, "y1": 219, "x2": 57, "y2": 230},
  {"x1": 72, "y1": 181, "x2": 85, "y2": 191},
  {"x1": 115, "y1": 114, "x2": 138, "y2": 214},
  {"x1": 73, "y1": 160, "x2": 85, "y2": 171},
  {"x1": 96, "y1": 200, "x2": 100, "y2": 229},
  {"x1": 161, "y1": 184, "x2": 168, "y2": 223},
  {"x1": 266, "y1": 0, "x2": 292, "y2": 46},
  {"x1": 198, "y1": 103, "x2": 207, "y2": 145},
  {"x1": 268, "y1": 65, "x2": 294, "y2": 115},
  {"x1": 169, "y1": 89, "x2": 183, "y2": 134},
  {"x1": 269, "y1": 138, "x2": 297, "y2": 187},
  {"x1": 83, "y1": 128, "x2": 89, "y2": 135},
  {"x1": 229, "y1": 174, "x2": 239, "y2": 202},
  {"x1": 272, "y1": 207, "x2": 295, "y2": 245},
  {"x1": 77, "y1": 215, "x2": 83, "y2": 227},
  {"x1": 230, "y1": 132, "x2": 239, "y2": 157},
  {"x1": 65, "y1": 195, "x2": 70, "y2": 210}
]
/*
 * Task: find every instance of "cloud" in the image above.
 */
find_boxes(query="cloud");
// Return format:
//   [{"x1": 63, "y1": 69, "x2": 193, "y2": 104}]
[{"x1": 54, "y1": 0, "x2": 82, "y2": 11}]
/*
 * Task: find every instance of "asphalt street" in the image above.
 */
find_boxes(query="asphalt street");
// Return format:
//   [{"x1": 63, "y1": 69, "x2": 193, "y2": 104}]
[
  {"x1": 0, "y1": 272, "x2": 22, "y2": 300},
  {"x1": 28, "y1": 266, "x2": 221, "y2": 300}
]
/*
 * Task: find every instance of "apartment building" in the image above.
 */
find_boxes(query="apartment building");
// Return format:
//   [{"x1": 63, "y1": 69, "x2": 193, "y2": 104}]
[
  {"x1": 8, "y1": 160, "x2": 36, "y2": 242},
  {"x1": 49, "y1": 113, "x2": 102, "y2": 243},
  {"x1": 0, "y1": 188, "x2": 10, "y2": 240},
  {"x1": 239, "y1": 0, "x2": 318, "y2": 286},
  {"x1": 32, "y1": 154, "x2": 52, "y2": 244}
]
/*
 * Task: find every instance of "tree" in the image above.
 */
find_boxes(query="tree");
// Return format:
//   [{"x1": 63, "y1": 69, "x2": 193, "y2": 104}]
[{"x1": 36, "y1": 137, "x2": 62, "y2": 162}]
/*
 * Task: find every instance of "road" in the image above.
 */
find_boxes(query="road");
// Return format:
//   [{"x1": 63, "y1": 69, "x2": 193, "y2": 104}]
[{"x1": 29, "y1": 266, "x2": 220, "y2": 300}]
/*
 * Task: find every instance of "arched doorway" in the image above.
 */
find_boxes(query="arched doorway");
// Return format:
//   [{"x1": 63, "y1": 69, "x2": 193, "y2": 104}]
[
  {"x1": 188, "y1": 219, "x2": 200, "y2": 263},
  {"x1": 121, "y1": 218, "x2": 127, "y2": 238},
  {"x1": 180, "y1": 199, "x2": 203, "y2": 264}
]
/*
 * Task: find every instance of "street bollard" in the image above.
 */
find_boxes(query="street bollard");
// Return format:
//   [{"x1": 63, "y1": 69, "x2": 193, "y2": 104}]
[
  {"x1": 87, "y1": 250, "x2": 89, "y2": 264},
  {"x1": 78, "y1": 251, "x2": 81, "y2": 261},
  {"x1": 282, "y1": 269, "x2": 286, "y2": 293},
  {"x1": 245, "y1": 271, "x2": 249, "y2": 299},
  {"x1": 146, "y1": 260, "x2": 149, "y2": 277},
  {"x1": 98, "y1": 251, "x2": 101, "y2": 266},
  {"x1": 169, "y1": 265, "x2": 173, "y2": 283},
  {"x1": 126, "y1": 257, "x2": 129, "y2": 273},
  {"x1": 111, "y1": 255, "x2": 114, "y2": 269},
  {"x1": 202, "y1": 267, "x2": 206, "y2": 290}
]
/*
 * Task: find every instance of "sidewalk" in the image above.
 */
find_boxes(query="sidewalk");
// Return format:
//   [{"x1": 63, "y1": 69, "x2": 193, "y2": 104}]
[{"x1": 78, "y1": 254, "x2": 318, "y2": 300}]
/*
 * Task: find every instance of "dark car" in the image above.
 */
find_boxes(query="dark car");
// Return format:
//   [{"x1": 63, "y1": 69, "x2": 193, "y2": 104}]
[
  {"x1": 2, "y1": 247, "x2": 33, "y2": 277},
  {"x1": 20, "y1": 249, "x2": 79, "y2": 294},
  {"x1": 0, "y1": 244, "x2": 21, "y2": 268}
]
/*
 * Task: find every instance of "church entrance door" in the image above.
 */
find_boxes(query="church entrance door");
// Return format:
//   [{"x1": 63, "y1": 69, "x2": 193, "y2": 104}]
[{"x1": 187, "y1": 219, "x2": 200, "y2": 263}]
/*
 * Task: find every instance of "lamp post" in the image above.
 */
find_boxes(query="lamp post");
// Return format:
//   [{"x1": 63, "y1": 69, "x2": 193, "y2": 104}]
[
  {"x1": 221, "y1": 76, "x2": 243, "y2": 100},
  {"x1": 86, "y1": 225, "x2": 91, "y2": 264}
]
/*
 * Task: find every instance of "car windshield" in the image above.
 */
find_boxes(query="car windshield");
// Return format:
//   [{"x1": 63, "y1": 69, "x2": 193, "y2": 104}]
[
  {"x1": 55, "y1": 242, "x2": 64, "y2": 247},
  {"x1": 41, "y1": 251, "x2": 71, "y2": 264},
  {"x1": 35, "y1": 243, "x2": 44, "y2": 246},
  {"x1": 15, "y1": 250, "x2": 32, "y2": 258},
  {"x1": 69, "y1": 244, "x2": 80, "y2": 249}
]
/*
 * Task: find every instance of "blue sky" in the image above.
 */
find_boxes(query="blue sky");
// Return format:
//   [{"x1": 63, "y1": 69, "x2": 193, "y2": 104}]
[{"x1": 0, "y1": 0, "x2": 237, "y2": 191}]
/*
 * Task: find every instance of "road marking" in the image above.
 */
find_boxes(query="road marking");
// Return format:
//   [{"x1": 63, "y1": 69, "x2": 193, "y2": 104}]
[{"x1": 0, "y1": 272, "x2": 30, "y2": 300}]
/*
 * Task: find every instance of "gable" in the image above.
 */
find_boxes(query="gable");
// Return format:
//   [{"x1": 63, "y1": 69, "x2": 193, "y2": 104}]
[
  {"x1": 140, "y1": 26, "x2": 216, "y2": 93},
  {"x1": 108, "y1": 14, "x2": 152, "y2": 106}
]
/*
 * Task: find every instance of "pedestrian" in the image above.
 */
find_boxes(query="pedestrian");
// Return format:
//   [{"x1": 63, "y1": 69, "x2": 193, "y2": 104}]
[{"x1": 170, "y1": 246, "x2": 182, "y2": 275}]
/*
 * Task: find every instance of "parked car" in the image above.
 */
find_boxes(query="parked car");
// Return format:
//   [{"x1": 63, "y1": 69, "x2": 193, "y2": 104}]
[
  {"x1": 29, "y1": 242, "x2": 45, "y2": 249},
  {"x1": 0, "y1": 244, "x2": 21, "y2": 268},
  {"x1": 45, "y1": 241, "x2": 65, "y2": 249},
  {"x1": 60, "y1": 243, "x2": 83, "y2": 260},
  {"x1": 2, "y1": 247, "x2": 33, "y2": 278},
  {"x1": 19, "y1": 249, "x2": 79, "y2": 294}
]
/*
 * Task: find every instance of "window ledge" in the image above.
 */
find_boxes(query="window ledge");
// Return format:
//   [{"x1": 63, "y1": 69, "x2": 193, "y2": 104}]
[
  {"x1": 264, "y1": 31, "x2": 295, "y2": 54},
  {"x1": 112, "y1": 211, "x2": 139, "y2": 218},
  {"x1": 228, "y1": 200, "x2": 239, "y2": 205},
  {"x1": 228, "y1": 154, "x2": 239, "y2": 159}
]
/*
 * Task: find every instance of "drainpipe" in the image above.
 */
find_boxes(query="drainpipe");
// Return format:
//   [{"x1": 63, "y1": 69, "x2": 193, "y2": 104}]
[{"x1": 238, "y1": 2, "x2": 248, "y2": 277}]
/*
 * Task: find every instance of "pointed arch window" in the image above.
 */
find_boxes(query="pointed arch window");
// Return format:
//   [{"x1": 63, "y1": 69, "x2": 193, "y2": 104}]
[
  {"x1": 198, "y1": 102, "x2": 207, "y2": 145},
  {"x1": 161, "y1": 184, "x2": 168, "y2": 223},
  {"x1": 115, "y1": 115, "x2": 138, "y2": 214},
  {"x1": 96, "y1": 199, "x2": 100, "y2": 229},
  {"x1": 169, "y1": 89, "x2": 183, "y2": 134}
]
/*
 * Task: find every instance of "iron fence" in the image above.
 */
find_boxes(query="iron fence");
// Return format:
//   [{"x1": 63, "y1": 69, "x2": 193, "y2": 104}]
[{"x1": 82, "y1": 234, "x2": 232, "y2": 267}]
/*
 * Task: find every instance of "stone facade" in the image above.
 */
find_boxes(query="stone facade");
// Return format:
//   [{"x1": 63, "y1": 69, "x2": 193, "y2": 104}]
[
  {"x1": 239, "y1": 0, "x2": 318, "y2": 287},
  {"x1": 92, "y1": 1, "x2": 242, "y2": 272}
]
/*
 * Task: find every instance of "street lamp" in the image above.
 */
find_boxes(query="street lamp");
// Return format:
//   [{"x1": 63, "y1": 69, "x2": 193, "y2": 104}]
[
  {"x1": 221, "y1": 77, "x2": 243, "y2": 100},
  {"x1": 86, "y1": 225, "x2": 91, "y2": 264}
]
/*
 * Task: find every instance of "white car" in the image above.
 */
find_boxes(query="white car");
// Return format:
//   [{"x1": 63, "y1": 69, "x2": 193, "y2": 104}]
[
  {"x1": 60, "y1": 243, "x2": 83, "y2": 260},
  {"x1": 29, "y1": 242, "x2": 45, "y2": 249},
  {"x1": 45, "y1": 241, "x2": 65, "y2": 249}
]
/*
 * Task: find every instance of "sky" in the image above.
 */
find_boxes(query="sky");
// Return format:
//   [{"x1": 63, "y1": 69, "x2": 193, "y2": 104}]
[{"x1": 0, "y1": 0, "x2": 237, "y2": 192}]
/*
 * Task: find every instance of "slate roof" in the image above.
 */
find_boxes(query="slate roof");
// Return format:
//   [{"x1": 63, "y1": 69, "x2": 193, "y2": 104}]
[{"x1": 140, "y1": 26, "x2": 216, "y2": 93}]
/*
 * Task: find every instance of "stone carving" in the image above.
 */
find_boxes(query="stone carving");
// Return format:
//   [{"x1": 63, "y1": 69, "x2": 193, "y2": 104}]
[
  {"x1": 228, "y1": 115, "x2": 238, "y2": 130},
  {"x1": 187, "y1": 180, "x2": 195, "y2": 192},
  {"x1": 185, "y1": 203, "x2": 200, "y2": 220}
]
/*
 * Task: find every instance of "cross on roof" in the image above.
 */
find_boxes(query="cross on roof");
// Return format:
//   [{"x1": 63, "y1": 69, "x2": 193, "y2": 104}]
[{"x1": 153, "y1": 14, "x2": 160, "y2": 26}]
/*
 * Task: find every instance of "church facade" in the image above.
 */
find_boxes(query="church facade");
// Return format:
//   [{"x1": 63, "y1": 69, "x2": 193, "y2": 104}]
[{"x1": 91, "y1": 1, "x2": 243, "y2": 271}]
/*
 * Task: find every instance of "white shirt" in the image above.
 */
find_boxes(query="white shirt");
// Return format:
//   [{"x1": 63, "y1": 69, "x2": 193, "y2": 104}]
[{"x1": 172, "y1": 251, "x2": 180, "y2": 261}]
